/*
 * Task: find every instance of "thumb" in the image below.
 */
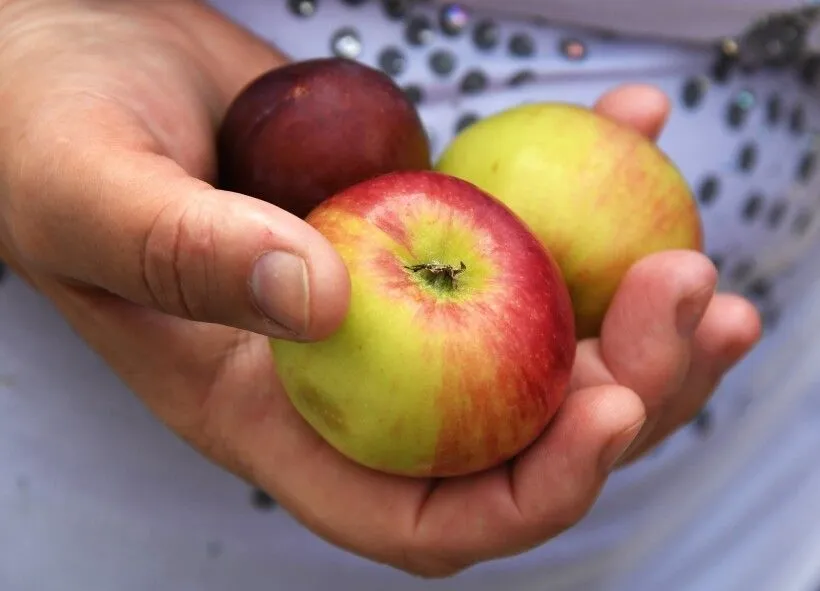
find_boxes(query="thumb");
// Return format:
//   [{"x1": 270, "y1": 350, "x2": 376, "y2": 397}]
[{"x1": 8, "y1": 148, "x2": 350, "y2": 341}]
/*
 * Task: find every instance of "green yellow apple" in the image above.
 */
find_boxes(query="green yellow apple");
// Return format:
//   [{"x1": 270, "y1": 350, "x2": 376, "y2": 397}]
[
  {"x1": 435, "y1": 102, "x2": 703, "y2": 339},
  {"x1": 270, "y1": 170, "x2": 576, "y2": 478}
]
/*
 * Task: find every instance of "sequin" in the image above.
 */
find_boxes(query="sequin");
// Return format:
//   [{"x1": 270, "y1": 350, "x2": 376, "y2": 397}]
[
  {"x1": 742, "y1": 193, "x2": 764, "y2": 221},
  {"x1": 381, "y1": 0, "x2": 410, "y2": 20},
  {"x1": 560, "y1": 38, "x2": 588, "y2": 61},
  {"x1": 682, "y1": 76, "x2": 708, "y2": 109},
  {"x1": 789, "y1": 104, "x2": 806, "y2": 133},
  {"x1": 692, "y1": 409, "x2": 713, "y2": 435},
  {"x1": 460, "y1": 69, "x2": 488, "y2": 94},
  {"x1": 508, "y1": 70, "x2": 535, "y2": 86},
  {"x1": 801, "y1": 55, "x2": 820, "y2": 86},
  {"x1": 731, "y1": 260, "x2": 755, "y2": 282},
  {"x1": 251, "y1": 488, "x2": 277, "y2": 510},
  {"x1": 439, "y1": 3, "x2": 469, "y2": 37},
  {"x1": 455, "y1": 113, "x2": 480, "y2": 133},
  {"x1": 330, "y1": 28, "x2": 362, "y2": 59},
  {"x1": 797, "y1": 151, "x2": 817, "y2": 182},
  {"x1": 712, "y1": 40, "x2": 739, "y2": 83},
  {"x1": 509, "y1": 33, "x2": 535, "y2": 57},
  {"x1": 403, "y1": 84, "x2": 424, "y2": 105},
  {"x1": 698, "y1": 175, "x2": 721, "y2": 205},
  {"x1": 727, "y1": 90, "x2": 755, "y2": 129},
  {"x1": 737, "y1": 142, "x2": 758, "y2": 172},
  {"x1": 747, "y1": 277, "x2": 773, "y2": 299},
  {"x1": 472, "y1": 20, "x2": 499, "y2": 50},
  {"x1": 766, "y1": 94, "x2": 783, "y2": 125},
  {"x1": 288, "y1": 0, "x2": 317, "y2": 18},
  {"x1": 378, "y1": 47, "x2": 406, "y2": 76},
  {"x1": 429, "y1": 50, "x2": 457, "y2": 76},
  {"x1": 406, "y1": 15, "x2": 434, "y2": 46}
]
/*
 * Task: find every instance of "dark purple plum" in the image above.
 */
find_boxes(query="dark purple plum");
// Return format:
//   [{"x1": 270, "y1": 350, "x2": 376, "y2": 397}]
[{"x1": 217, "y1": 57, "x2": 431, "y2": 219}]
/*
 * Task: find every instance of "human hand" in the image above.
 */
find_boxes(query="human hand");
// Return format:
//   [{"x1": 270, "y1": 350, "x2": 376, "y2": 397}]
[
  {"x1": 0, "y1": 0, "x2": 761, "y2": 578},
  {"x1": 0, "y1": 0, "x2": 350, "y2": 342}
]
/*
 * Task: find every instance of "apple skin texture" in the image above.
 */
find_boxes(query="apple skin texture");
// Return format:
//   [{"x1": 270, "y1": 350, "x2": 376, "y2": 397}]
[
  {"x1": 217, "y1": 57, "x2": 431, "y2": 219},
  {"x1": 436, "y1": 103, "x2": 704, "y2": 339},
  {"x1": 270, "y1": 171, "x2": 576, "y2": 478}
]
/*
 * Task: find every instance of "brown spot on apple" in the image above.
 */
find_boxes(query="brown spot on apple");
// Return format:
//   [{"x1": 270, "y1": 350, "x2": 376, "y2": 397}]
[{"x1": 297, "y1": 383, "x2": 347, "y2": 434}]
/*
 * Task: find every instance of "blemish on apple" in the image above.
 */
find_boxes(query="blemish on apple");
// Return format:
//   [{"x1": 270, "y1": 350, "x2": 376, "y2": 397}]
[{"x1": 297, "y1": 383, "x2": 347, "y2": 435}]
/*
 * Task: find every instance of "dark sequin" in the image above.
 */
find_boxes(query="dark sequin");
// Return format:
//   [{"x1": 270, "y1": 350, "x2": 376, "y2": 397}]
[
  {"x1": 251, "y1": 488, "x2": 277, "y2": 510},
  {"x1": 378, "y1": 46, "x2": 406, "y2": 76},
  {"x1": 288, "y1": 0, "x2": 317, "y2": 18},
  {"x1": 473, "y1": 19, "x2": 500, "y2": 50},
  {"x1": 698, "y1": 175, "x2": 720, "y2": 205}
]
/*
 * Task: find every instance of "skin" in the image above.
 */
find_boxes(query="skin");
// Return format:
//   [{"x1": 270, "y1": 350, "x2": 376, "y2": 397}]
[
  {"x1": 436, "y1": 102, "x2": 703, "y2": 339},
  {"x1": 0, "y1": 0, "x2": 762, "y2": 578},
  {"x1": 271, "y1": 171, "x2": 576, "y2": 477}
]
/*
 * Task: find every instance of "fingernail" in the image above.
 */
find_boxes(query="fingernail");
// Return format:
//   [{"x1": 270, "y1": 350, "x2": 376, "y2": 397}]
[
  {"x1": 676, "y1": 289, "x2": 711, "y2": 338},
  {"x1": 601, "y1": 420, "x2": 645, "y2": 472},
  {"x1": 250, "y1": 251, "x2": 310, "y2": 337}
]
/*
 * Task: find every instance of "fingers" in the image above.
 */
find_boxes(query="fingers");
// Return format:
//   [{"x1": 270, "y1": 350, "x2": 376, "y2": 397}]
[
  {"x1": 6, "y1": 146, "x2": 350, "y2": 341},
  {"x1": 597, "y1": 250, "x2": 717, "y2": 417},
  {"x1": 399, "y1": 385, "x2": 645, "y2": 574},
  {"x1": 618, "y1": 293, "x2": 761, "y2": 464},
  {"x1": 593, "y1": 83, "x2": 671, "y2": 140}
]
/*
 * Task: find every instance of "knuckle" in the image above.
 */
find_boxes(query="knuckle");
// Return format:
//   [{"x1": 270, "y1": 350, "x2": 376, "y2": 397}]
[{"x1": 140, "y1": 192, "x2": 218, "y2": 319}]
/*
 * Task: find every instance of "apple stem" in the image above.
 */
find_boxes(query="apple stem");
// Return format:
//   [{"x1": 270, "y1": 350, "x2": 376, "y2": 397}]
[{"x1": 404, "y1": 261, "x2": 467, "y2": 292}]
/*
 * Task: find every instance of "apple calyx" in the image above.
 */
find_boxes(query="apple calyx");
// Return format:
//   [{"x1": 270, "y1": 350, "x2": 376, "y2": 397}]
[{"x1": 404, "y1": 260, "x2": 467, "y2": 293}]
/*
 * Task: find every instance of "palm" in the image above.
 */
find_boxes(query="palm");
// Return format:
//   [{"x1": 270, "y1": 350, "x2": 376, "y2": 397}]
[{"x1": 3, "y1": 0, "x2": 761, "y2": 578}]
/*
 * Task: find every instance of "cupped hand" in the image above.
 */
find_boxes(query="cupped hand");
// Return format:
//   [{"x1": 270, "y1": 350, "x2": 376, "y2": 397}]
[{"x1": 0, "y1": 0, "x2": 761, "y2": 578}]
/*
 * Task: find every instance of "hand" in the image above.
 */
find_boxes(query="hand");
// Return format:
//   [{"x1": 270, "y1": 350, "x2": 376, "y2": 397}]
[
  {"x1": 0, "y1": 0, "x2": 761, "y2": 579},
  {"x1": 0, "y1": 0, "x2": 349, "y2": 341}
]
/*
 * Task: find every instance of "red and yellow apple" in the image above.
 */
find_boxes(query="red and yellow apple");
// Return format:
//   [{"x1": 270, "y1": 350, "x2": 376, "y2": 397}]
[
  {"x1": 270, "y1": 170, "x2": 576, "y2": 478},
  {"x1": 436, "y1": 103, "x2": 703, "y2": 339}
]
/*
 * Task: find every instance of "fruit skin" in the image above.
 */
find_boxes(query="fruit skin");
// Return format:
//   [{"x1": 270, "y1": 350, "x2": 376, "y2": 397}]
[
  {"x1": 217, "y1": 57, "x2": 431, "y2": 219},
  {"x1": 435, "y1": 102, "x2": 704, "y2": 339},
  {"x1": 270, "y1": 170, "x2": 576, "y2": 478}
]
